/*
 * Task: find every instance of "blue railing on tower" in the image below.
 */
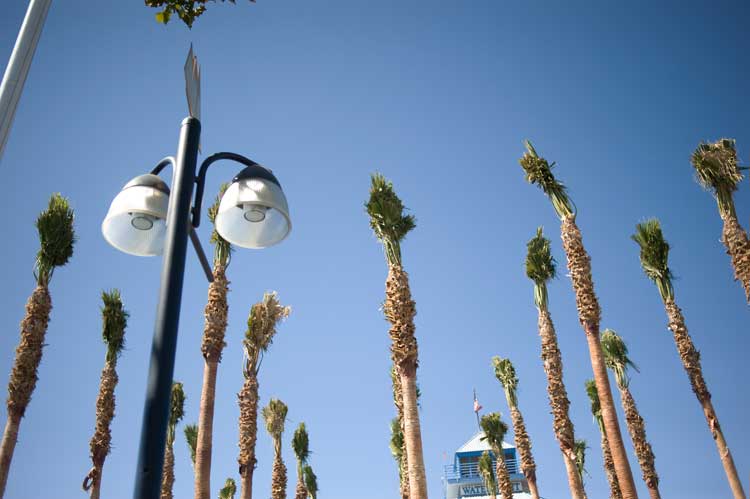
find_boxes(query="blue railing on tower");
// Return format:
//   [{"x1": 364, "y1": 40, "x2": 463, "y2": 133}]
[{"x1": 443, "y1": 456, "x2": 519, "y2": 481}]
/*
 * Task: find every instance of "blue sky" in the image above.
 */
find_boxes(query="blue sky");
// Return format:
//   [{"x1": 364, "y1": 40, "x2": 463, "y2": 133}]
[{"x1": 1, "y1": 1, "x2": 748, "y2": 498}]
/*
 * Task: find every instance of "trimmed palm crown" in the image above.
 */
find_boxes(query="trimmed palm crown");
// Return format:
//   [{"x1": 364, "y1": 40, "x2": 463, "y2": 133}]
[
  {"x1": 492, "y1": 357, "x2": 518, "y2": 408},
  {"x1": 584, "y1": 380, "x2": 603, "y2": 430},
  {"x1": 690, "y1": 138, "x2": 742, "y2": 218},
  {"x1": 526, "y1": 227, "x2": 556, "y2": 309},
  {"x1": 35, "y1": 193, "x2": 75, "y2": 286},
  {"x1": 478, "y1": 450, "x2": 497, "y2": 496},
  {"x1": 100, "y1": 290, "x2": 128, "y2": 363},
  {"x1": 632, "y1": 219, "x2": 674, "y2": 302},
  {"x1": 263, "y1": 399, "x2": 288, "y2": 442},
  {"x1": 184, "y1": 424, "x2": 198, "y2": 466},
  {"x1": 519, "y1": 141, "x2": 574, "y2": 219},
  {"x1": 302, "y1": 465, "x2": 318, "y2": 499},
  {"x1": 479, "y1": 413, "x2": 508, "y2": 452},
  {"x1": 365, "y1": 173, "x2": 416, "y2": 266},
  {"x1": 574, "y1": 440, "x2": 588, "y2": 482},
  {"x1": 207, "y1": 183, "x2": 233, "y2": 267},
  {"x1": 244, "y1": 292, "x2": 291, "y2": 376},
  {"x1": 219, "y1": 478, "x2": 237, "y2": 499},
  {"x1": 168, "y1": 382, "x2": 186, "y2": 442},
  {"x1": 601, "y1": 330, "x2": 639, "y2": 389}
]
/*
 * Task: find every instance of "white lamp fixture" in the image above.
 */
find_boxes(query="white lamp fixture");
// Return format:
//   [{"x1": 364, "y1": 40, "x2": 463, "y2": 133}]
[{"x1": 101, "y1": 174, "x2": 170, "y2": 256}]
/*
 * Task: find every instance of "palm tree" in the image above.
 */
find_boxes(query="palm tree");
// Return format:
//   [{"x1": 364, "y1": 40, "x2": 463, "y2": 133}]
[
  {"x1": 292, "y1": 423, "x2": 310, "y2": 499},
  {"x1": 585, "y1": 380, "x2": 622, "y2": 499},
  {"x1": 601, "y1": 330, "x2": 661, "y2": 499},
  {"x1": 238, "y1": 292, "x2": 290, "y2": 499},
  {"x1": 365, "y1": 173, "x2": 428, "y2": 498},
  {"x1": 196, "y1": 185, "x2": 233, "y2": 499},
  {"x1": 519, "y1": 142, "x2": 638, "y2": 499},
  {"x1": 302, "y1": 465, "x2": 317, "y2": 499},
  {"x1": 633, "y1": 219, "x2": 746, "y2": 498},
  {"x1": 82, "y1": 290, "x2": 128, "y2": 499},
  {"x1": 478, "y1": 450, "x2": 497, "y2": 499},
  {"x1": 219, "y1": 478, "x2": 237, "y2": 499},
  {"x1": 574, "y1": 439, "x2": 589, "y2": 498},
  {"x1": 492, "y1": 356, "x2": 539, "y2": 499},
  {"x1": 525, "y1": 227, "x2": 586, "y2": 499},
  {"x1": 0, "y1": 193, "x2": 75, "y2": 495},
  {"x1": 185, "y1": 424, "x2": 198, "y2": 468},
  {"x1": 389, "y1": 366, "x2": 409, "y2": 499},
  {"x1": 479, "y1": 413, "x2": 513, "y2": 499},
  {"x1": 161, "y1": 382, "x2": 186, "y2": 499},
  {"x1": 690, "y1": 139, "x2": 750, "y2": 300},
  {"x1": 262, "y1": 399, "x2": 288, "y2": 499}
]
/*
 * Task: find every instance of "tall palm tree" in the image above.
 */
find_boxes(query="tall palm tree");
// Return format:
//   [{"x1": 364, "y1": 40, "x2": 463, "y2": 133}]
[
  {"x1": 690, "y1": 139, "x2": 750, "y2": 300},
  {"x1": 601, "y1": 330, "x2": 661, "y2": 499},
  {"x1": 585, "y1": 380, "x2": 622, "y2": 499},
  {"x1": 389, "y1": 366, "x2": 409, "y2": 499},
  {"x1": 161, "y1": 382, "x2": 186, "y2": 499},
  {"x1": 185, "y1": 424, "x2": 198, "y2": 468},
  {"x1": 479, "y1": 413, "x2": 513, "y2": 499},
  {"x1": 262, "y1": 399, "x2": 288, "y2": 499},
  {"x1": 478, "y1": 450, "x2": 497, "y2": 499},
  {"x1": 633, "y1": 219, "x2": 746, "y2": 499},
  {"x1": 519, "y1": 142, "x2": 638, "y2": 499},
  {"x1": 525, "y1": 227, "x2": 586, "y2": 499},
  {"x1": 365, "y1": 173, "x2": 428, "y2": 498},
  {"x1": 292, "y1": 423, "x2": 310, "y2": 499},
  {"x1": 219, "y1": 478, "x2": 237, "y2": 499},
  {"x1": 0, "y1": 193, "x2": 75, "y2": 495},
  {"x1": 574, "y1": 439, "x2": 589, "y2": 498},
  {"x1": 492, "y1": 356, "x2": 539, "y2": 499},
  {"x1": 82, "y1": 290, "x2": 128, "y2": 499},
  {"x1": 238, "y1": 292, "x2": 290, "y2": 499},
  {"x1": 196, "y1": 185, "x2": 233, "y2": 499},
  {"x1": 302, "y1": 465, "x2": 317, "y2": 499}
]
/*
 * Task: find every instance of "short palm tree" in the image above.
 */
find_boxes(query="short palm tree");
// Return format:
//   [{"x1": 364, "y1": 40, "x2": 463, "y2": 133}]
[
  {"x1": 82, "y1": 290, "x2": 128, "y2": 499},
  {"x1": 238, "y1": 292, "x2": 290, "y2": 499},
  {"x1": 161, "y1": 382, "x2": 186, "y2": 499},
  {"x1": 292, "y1": 423, "x2": 310, "y2": 499},
  {"x1": 196, "y1": 185, "x2": 233, "y2": 499},
  {"x1": 479, "y1": 413, "x2": 513, "y2": 499},
  {"x1": 219, "y1": 478, "x2": 237, "y2": 499},
  {"x1": 633, "y1": 219, "x2": 746, "y2": 498},
  {"x1": 492, "y1": 356, "x2": 539, "y2": 499},
  {"x1": 585, "y1": 380, "x2": 622, "y2": 499},
  {"x1": 601, "y1": 330, "x2": 660, "y2": 499},
  {"x1": 302, "y1": 465, "x2": 317, "y2": 499},
  {"x1": 365, "y1": 173, "x2": 428, "y2": 498},
  {"x1": 690, "y1": 139, "x2": 750, "y2": 300},
  {"x1": 0, "y1": 193, "x2": 75, "y2": 495},
  {"x1": 262, "y1": 399, "x2": 288, "y2": 499},
  {"x1": 520, "y1": 142, "x2": 638, "y2": 499},
  {"x1": 185, "y1": 423, "x2": 198, "y2": 468},
  {"x1": 574, "y1": 439, "x2": 589, "y2": 497},
  {"x1": 525, "y1": 227, "x2": 586, "y2": 499},
  {"x1": 478, "y1": 450, "x2": 497, "y2": 499}
]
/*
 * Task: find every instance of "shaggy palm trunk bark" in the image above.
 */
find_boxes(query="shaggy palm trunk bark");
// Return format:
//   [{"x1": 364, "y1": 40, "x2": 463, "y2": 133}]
[
  {"x1": 161, "y1": 444, "x2": 175, "y2": 499},
  {"x1": 85, "y1": 361, "x2": 118, "y2": 499},
  {"x1": 619, "y1": 388, "x2": 660, "y2": 499},
  {"x1": 538, "y1": 309, "x2": 585, "y2": 499},
  {"x1": 195, "y1": 266, "x2": 229, "y2": 499},
  {"x1": 270, "y1": 439, "x2": 287, "y2": 499},
  {"x1": 495, "y1": 453, "x2": 513, "y2": 499},
  {"x1": 509, "y1": 406, "x2": 538, "y2": 499},
  {"x1": 720, "y1": 214, "x2": 750, "y2": 301},
  {"x1": 392, "y1": 370, "x2": 410, "y2": 499},
  {"x1": 238, "y1": 375, "x2": 259, "y2": 499},
  {"x1": 0, "y1": 285, "x2": 51, "y2": 495},
  {"x1": 600, "y1": 431, "x2": 623, "y2": 499},
  {"x1": 665, "y1": 300, "x2": 746, "y2": 499},
  {"x1": 294, "y1": 466, "x2": 307, "y2": 499},
  {"x1": 560, "y1": 216, "x2": 638, "y2": 499}
]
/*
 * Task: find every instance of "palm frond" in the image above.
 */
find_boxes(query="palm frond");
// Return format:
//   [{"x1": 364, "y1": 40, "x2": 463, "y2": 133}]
[
  {"x1": 492, "y1": 356, "x2": 518, "y2": 408},
  {"x1": 690, "y1": 138, "x2": 742, "y2": 217},
  {"x1": 574, "y1": 439, "x2": 588, "y2": 481},
  {"x1": 292, "y1": 422, "x2": 310, "y2": 464},
  {"x1": 184, "y1": 423, "x2": 198, "y2": 466},
  {"x1": 218, "y1": 477, "x2": 237, "y2": 499},
  {"x1": 519, "y1": 141, "x2": 574, "y2": 219},
  {"x1": 101, "y1": 289, "x2": 128, "y2": 362},
  {"x1": 584, "y1": 379, "x2": 604, "y2": 432},
  {"x1": 526, "y1": 227, "x2": 556, "y2": 309},
  {"x1": 478, "y1": 450, "x2": 497, "y2": 495},
  {"x1": 169, "y1": 382, "x2": 186, "y2": 429},
  {"x1": 303, "y1": 464, "x2": 318, "y2": 499},
  {"x1": 243, "y1": 292, "x2": 291, "y2": 376},
  {"x1": 35, "y1": 193, "x2": 75, "y2": 285},
  {"x1": 365, "y1": 173, "x2": 416, "y2": 266},
  {"x1": 601, "y1": 329, "x2": 639, "y2": 388},
  {"x1": 479, "y1": 412, "x2": 508, "y2": 453},
  {"x1": 388, "y1": 417, "x2": 404, "y2": 461},
  {"x1": 262, "y1": 398, "x2": 288, "y2": 438},
  {"x1": 632, "y1": 219, "x2": 674, "y2": 302},
  {"x1": 208, "y1": 183, "x2": 233, "y2": 266}
]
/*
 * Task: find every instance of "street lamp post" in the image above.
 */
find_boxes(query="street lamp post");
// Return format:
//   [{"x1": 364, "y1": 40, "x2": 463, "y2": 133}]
[{"x1": 101, "y1": 117, "x2": 291, "y2": 499}]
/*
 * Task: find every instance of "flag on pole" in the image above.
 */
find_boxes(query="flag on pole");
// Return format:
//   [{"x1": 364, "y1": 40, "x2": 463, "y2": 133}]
[{"x1": 473, "y1": 389, "x2": 482, "y2": 413}]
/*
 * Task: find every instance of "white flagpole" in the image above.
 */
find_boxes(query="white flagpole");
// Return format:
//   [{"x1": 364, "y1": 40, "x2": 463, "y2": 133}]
[{"x1": 0, "y1": 0, "x2": 52, "y2": 164}]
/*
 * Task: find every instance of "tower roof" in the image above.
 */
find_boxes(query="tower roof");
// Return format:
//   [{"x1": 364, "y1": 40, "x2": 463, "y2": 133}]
[{"x1": 456, "y1": 431, "x2": 514, "y2": 453}]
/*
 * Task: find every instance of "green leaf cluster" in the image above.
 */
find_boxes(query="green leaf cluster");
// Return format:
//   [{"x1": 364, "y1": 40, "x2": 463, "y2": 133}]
[
  {"x1": 584, "y1": 379, "x2": 603, "y2": 433},
  {"x1": 601, "y1": 329, "x2": 639, "y2": 389},
  {"x1": 365, "y1": 173, "x2": 416, "y2": 267},
  {"x1": 208, "y1": 183, "x2": 233, "y2": 267},
  {"x1": 35, "y1": 193, "x2": 75, "y2": 285},
  {"x1": 691, "y1": 138, "x2": 742, "y2": 218},
  {"x1": 145, "y1": 0, "x2": 250, "y2": 29},
  {"x1": 632, "y1": 219, "x2": 673, "y2": 302},
  {"x1": 303, "y1": 464, "x2": 318, "y2": 499},
  {"x1": 525, "y1": 227, "x2": 556, "y2": 309},
  {"x1": 478, "y1": 450, "x2": 497, "y2": 495},
  {"x1": 184, "y1": 423, "x2": 198, "y2": 465},
  {"x1": 218, "y1": 478, "x2": 237, "y2": 499},
  {"x1": 519, "y1": 141, "x2": 574, "y2": 219},
  {"x1": 101, "y1": 289, "x2": 128, "y2": 363},
  {"x1": 492, "y1": 356, "x2": 518, "y2": 408},
  {"x1": 479, "y1": 412, "x2": 508, "y2": 454}
]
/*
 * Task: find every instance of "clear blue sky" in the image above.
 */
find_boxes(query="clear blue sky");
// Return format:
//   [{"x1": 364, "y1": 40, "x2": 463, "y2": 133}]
[{"x1": 1, "y1": 1, "x2": 748, "y2": 498}]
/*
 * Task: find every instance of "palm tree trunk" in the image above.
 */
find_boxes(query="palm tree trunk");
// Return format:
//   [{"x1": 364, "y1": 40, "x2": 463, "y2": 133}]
[
  {"x1": 391, "y1": 368, "x2": 410, "y2": 499},
  {"x1": 620, "y1": 387, "x2": 660, "y2": 499},
  {"x1": 560, "y1": 216, "x2": 638, "y2": 499},
  {"x1": 509, "y1": 406, "x2": 538, "y2": 499},
  {"x1": 195, "y1": 361, "x2": 219, "y2": 499},
  {"x1": 161, "y1": 443, "x2": 175, "y2": 499},
  {"x1": 0, "y1": 285, "x2": 51, "y2": 496},
  {"x1": 600, "y1": 430, "x2": 623, "y2": 499},
  {"x1": 400, "y1": 366, "x2": 428, "y2": 499},
  {"x1": 721, "y1": 213, "x2": 750, "y2": 301},
  {"x1": 294, "y1": 469, "x2": 307, "y2": 499},
  {"x1": 239, "y1": 375, "x2": 259, "y2": 499},
  {"x1": 85, "y1": 360, "x2": 119, "y2": 499},
  {"x1": 270, "y1": 440, "x2": 287, "y2": 499},
  {"x1": 495, "y1": 454, "x2": 513, "y2": 499},
  {"x1": 538, "y1": 308, "x2": 586, "y2": 499},
  {"x1": 665, "y1": 300, "x2": 746, "y2": 499}
]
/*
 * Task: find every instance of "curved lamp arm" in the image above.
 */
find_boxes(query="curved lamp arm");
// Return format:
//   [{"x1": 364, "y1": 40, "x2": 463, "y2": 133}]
[{"x1": 150, "y1": 156, "x2": 177, "y2": 176}]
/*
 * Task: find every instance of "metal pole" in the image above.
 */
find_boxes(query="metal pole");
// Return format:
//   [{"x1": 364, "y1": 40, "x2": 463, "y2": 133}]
[
  {"x1": 0, "y1": 0, "x2": 52, "y2": 164},
  {"x1": 133, "y1": 117, "x2": 201, "y2": 499}
]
